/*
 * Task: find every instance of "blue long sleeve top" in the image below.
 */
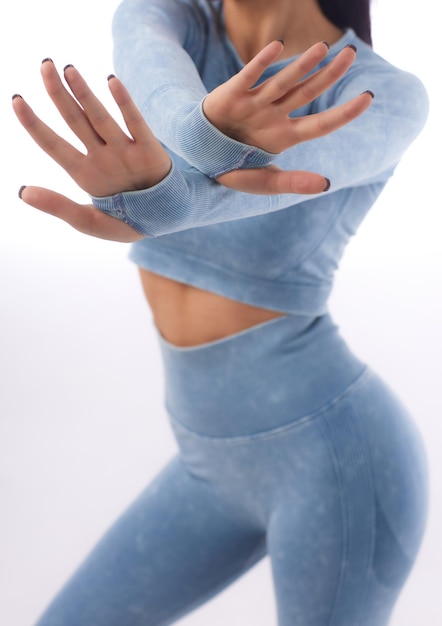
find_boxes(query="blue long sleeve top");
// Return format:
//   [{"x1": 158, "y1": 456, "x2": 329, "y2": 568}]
[{"x1": 92, "y1": 0, "x2": 429, "y2": 315}]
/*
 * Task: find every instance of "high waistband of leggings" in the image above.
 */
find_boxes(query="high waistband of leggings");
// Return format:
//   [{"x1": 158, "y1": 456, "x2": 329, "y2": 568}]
[{"x1": 159, "y1": 313, "x2": 366, "y2": 438}]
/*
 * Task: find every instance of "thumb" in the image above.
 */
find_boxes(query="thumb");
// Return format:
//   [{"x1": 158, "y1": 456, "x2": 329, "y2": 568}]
[{"x1": 18, "y1": 186, "x2": 143, "y2": 242}]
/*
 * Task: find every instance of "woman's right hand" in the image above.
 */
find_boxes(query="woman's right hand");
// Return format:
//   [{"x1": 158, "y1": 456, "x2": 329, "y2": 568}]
[{"x1": 12, "y1": 60, "x2": 172, "y2": 241}]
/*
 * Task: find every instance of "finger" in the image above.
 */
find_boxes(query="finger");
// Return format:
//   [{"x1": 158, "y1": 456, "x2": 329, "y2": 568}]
[
  {"x1": 217, "y1": 165, "x2": 330, "y2": 195},
  {"x1": 107, "y1": 75, "x2": 156, "y2": 144},
  {"x1": 256, "y1": 41, "x2": 331, "y2": 103},
  {"x1": 276, "y1": 44, "x2": 357, "y2": 113},
  {"x1": 40, "y1": 58, "x2": 103, "y2": 149},
  {"x1": 12, "y1": 94, "x2": 85, "y2": 174},
  {"x1": 229, "y1": 40, "x2": 286, "y2": 91},
  {"x1": 290, "y1": 91, "x2": 374, "y2": 144},
  {"x1": 63, "y1": 65, "x2": 129, "y2": 145},
  {"x1": 18, "y1": 185, "x2": 143, "y2": 242}
]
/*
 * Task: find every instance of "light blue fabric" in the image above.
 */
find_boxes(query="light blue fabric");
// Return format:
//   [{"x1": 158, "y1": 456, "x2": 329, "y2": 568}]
[
  {"x1": 31, "y1": 3, "x2": 430, "y2": 625},
  {"x1": 90, "y1": 0, "x2": 429, "y2": 315},
  {"x1": 33, "y1": 315, "x2": 428, "y2": 626}
]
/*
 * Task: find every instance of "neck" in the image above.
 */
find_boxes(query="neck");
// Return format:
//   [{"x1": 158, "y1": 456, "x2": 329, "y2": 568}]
[{"x1": 223, "y1": 0, "x2": 344, "y2": 62}]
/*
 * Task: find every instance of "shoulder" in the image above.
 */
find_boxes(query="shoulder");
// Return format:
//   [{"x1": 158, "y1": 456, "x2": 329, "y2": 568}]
[
  {"x1": 113, "y1": 0, "x2": 217, "y2": 60},
  {"x1": 113, "y1": 0, "x2": 212, "y2": 31},
  {"x1": 335, "y1": 31, "x2": 429, "y2": 138}
]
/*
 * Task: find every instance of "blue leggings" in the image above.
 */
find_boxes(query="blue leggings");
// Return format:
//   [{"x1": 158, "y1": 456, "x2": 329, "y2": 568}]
[{"x1": 34, "y1": 314, "x2": 428, "y2": 626}]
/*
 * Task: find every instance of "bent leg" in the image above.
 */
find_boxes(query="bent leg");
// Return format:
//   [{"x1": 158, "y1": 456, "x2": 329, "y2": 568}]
[
  {"x1": 267, "y1": 369, "x2": 428, "y2": 626},
  {"x1": 34, "y1": 455, "x2": 266, "y2": 626}
]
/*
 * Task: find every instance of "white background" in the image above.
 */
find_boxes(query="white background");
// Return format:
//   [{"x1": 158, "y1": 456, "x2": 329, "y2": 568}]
[{"x1": 1, "y1": 1, "x2": 441, "y2": 624}]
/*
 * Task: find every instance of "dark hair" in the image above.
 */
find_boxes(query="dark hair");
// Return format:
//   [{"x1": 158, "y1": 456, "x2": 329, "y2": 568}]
[
  {"x1": 318, "y1": 0, "x2": 372, "y2": 45},
  {"x1": 207, "y1": 1, "x2": 372, "y2": 47}
]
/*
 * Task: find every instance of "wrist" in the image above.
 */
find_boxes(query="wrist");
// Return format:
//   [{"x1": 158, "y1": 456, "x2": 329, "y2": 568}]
[{"x1": 174, "y1": 99, "x2": 276, "y2": 178}]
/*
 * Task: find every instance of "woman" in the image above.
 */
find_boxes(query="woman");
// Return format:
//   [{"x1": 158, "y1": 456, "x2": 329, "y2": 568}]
[{"x1": 13, "y1": 0, "x2": 429, "y2": 624}]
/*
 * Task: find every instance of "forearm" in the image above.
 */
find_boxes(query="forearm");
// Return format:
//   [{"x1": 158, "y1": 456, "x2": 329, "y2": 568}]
[
  {"x1": 112, "y1": 0, "x2": 274, "y2": 176},
  {"x1": 91, "y1": 69, "x2": 428, "y2": 238}
]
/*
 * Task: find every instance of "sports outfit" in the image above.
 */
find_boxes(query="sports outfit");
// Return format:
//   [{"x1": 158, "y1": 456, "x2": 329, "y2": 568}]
[{"x1": 34, "y1": 1, "x2": 429, "y2": 624}]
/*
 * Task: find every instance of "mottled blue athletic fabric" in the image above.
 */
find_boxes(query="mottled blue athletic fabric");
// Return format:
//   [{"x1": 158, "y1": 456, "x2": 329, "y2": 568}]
[
  {"x1": 33, "y1": 316, "x2": 428, "y2": 626},
  {"x1": 91, "y1": 0, "x2": 428, "y2": 315},
  {"x1": 31, "y1": 3, "x2": 430, "y2": 626}
]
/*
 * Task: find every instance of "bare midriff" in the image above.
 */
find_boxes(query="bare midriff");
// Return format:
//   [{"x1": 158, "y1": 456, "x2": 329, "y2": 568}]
[{"x1": 138, "y1": 268, "x2": 286, "y2": 347}]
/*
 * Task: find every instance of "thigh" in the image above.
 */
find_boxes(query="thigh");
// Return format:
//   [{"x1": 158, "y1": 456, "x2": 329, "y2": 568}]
[
  {"x1": 33, "y1": 456, "x2": 266, "y2": 626},
  {"x1": 267, "y1": 368, "x2": 428, "y2": 626}
]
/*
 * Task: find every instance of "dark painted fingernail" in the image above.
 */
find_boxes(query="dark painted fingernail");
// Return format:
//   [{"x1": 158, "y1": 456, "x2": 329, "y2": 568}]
[
  {"x1": 12, "y1": 93, "x2": 22, "y2": 100},
  {"x1": 362, "y1": 90, "x2": 375, "y2": 99},
  {"x1": 323, "y1": 178, "x2": 331, "y2": 192},
  {"x1": 18, "y1": 185, "x2": 27, "y2": 199},
  {"x1": 321, "y1": 40, "x2": 330, "y2": 49},
  {"x1": 345, "y1": 43, "x2": 357, "y2": 53},
  {"x1": 277, "y1": 38, "x2": 285, "y2": 46},
  {"x1": 63, "y1": 64, "x2": 74, "y2": 72},
  {"x1": 41, "y1": 57, "x2": 53, "y2": 64},
  {"x1": 107, "y1": 74, "x2": 116, "y2": 81}
]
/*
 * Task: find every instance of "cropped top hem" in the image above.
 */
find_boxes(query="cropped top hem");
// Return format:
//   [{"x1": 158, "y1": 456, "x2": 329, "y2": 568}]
[
  {"x1": 110, "y1": 0, "x2": 429, "y2": 319},
  {"x1": 128, "y1": 242, "x2": 331, "y2": 316}
]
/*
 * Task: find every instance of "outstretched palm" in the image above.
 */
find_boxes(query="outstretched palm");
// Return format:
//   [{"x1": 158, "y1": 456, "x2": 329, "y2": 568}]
[
  {"x1": 13, "y1": 61, "x2": 171, "y2": 241},
  {"x1": 13, "y1": 41, "x2": 373, "y2": 240},
  {"x1": 204, "y1": 40, "x2": 374, "y2": 194}
]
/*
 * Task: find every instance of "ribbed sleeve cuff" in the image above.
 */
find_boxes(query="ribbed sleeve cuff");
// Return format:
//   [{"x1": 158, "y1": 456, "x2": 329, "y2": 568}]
[
  {"x1": 91, "y1": 164, "x2": 189, "y2": 237},
  {"x1": 174, "y1": 99, "x2": 277, "y2": 177}
]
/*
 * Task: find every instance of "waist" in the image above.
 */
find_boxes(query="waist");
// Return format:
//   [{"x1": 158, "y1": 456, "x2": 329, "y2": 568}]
[
  {"x1": 159, "y1": 313, "x2": 367, "y2": 438},
  {"x1": 138, "y1": 268, "x2": 286, "y2": 347}
]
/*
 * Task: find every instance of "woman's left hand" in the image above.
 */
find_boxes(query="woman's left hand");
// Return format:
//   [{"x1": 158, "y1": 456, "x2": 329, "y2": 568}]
[
  {"x1": 204, "y1": 40, "x2": 374, "y2": 195},
  {"x1": 13, "y1": 60, "x2": 172, "y2": 241}
]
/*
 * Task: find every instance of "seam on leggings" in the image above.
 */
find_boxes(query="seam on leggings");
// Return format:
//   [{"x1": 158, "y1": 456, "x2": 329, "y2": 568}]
[
  {"x1": 316, "y1": 415, "x2": 349, "y2": 626},
  {"x1": 352, "y1": 402, "x2": 377, "y2": 609},
  {"x1": 316, "y1": 397, "x2": 376, "y2": 625},
  {"x1": 168, "y1": 364, "x2": 371, "y2": 445},
  {"x1": 351, "y1": 405, "x2": 376, "y2": 625}
]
